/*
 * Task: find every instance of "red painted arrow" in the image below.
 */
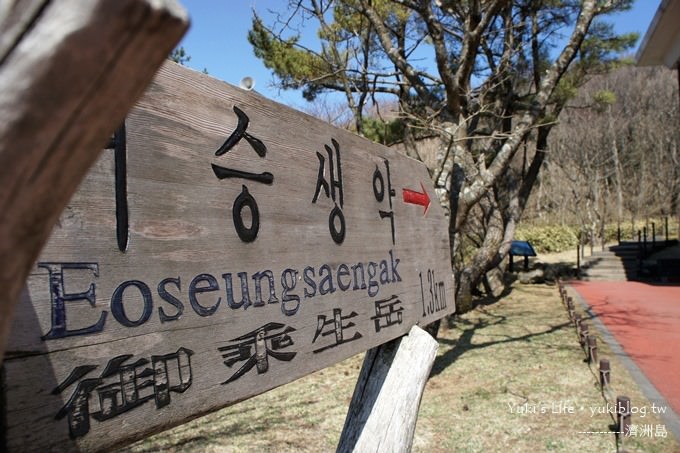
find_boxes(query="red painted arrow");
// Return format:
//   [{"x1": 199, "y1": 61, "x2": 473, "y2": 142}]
[{"x1": 402, "y1": 182, "x2": 431, "y2": 216}]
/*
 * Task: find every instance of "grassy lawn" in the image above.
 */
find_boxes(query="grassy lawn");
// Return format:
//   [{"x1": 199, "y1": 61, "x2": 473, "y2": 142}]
[{"x1": 124, "y1": 280, "x2": 679, "y2": 452}]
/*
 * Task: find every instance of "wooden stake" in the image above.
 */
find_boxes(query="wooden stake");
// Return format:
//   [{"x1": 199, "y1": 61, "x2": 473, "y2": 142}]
[
  {"x1": 588, "y1": 335, "x2": 598, "y2": 364},
  {"x1": 599, "y1": 358, "x2": 611, "y2": 387},
  {"x1": 617, "y1": 395, "x2": 632, "y2": 437},
  {"x1": 338, "y1": 325, "x2": 438, "y2": 452}
]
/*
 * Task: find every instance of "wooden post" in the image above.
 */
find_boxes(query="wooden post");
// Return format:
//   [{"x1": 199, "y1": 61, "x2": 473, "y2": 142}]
[
  {"x1": 637, "y1": 230, "x2": 642, "y2": 272},
  {"x1": 567, "y1": 298, "x2": 575, "y2": 321},
  {"x1": 617, "y1": 395, "x2": 632, "y2": 437},
  {"x1": 599, "y1": 358, "x2": 611, "y2": 387},
  {"x1": 576, "y1": 238, "x2": 581, "y2": 279},
  {"x1": 579, "y1": 322, "x2": 589, "y2": 348},
  {"x1": 587, "y1": 335, "x2": 598, "y2": 364},
  {"x1": 0, "y1": 0, "x2": 189, "y2": 363},
  {"x1": 338, "y1": 326, "x2": 438, "y2": 453},
  {"x1": 574, "y1": 313, "x2": 582, "y2": 329}
]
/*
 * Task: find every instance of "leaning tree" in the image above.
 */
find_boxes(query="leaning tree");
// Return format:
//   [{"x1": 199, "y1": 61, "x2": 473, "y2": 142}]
[{"x1": 249, "y1": 0, "x2": 635, "y2": 313}]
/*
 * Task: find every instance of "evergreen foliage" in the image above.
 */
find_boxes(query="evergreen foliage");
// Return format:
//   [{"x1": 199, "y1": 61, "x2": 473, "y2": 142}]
[{"x1": 249, "y1": 0, "x2": 637, "y2": 312}]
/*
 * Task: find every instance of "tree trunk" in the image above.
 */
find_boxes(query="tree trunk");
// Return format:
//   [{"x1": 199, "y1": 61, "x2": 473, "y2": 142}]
[
  {"x1": 453, "y1": 125, "x2": 549, "y2": 314},
  {"x1": 456, "y1": 270, "x2": 475, "y2": 314},
  {"x1": 454, "y1": 192, "x2": 507, "y2": 313}
]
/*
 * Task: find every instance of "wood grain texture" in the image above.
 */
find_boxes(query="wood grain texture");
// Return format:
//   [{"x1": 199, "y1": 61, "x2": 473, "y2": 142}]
[
  {"x1": 3, "y1": 62, "x2": 454, "y2": 451},
  {"x1": 337, "y1": 326, "x2": 439, "y2": 453},
  {"x1": 0, "y1": 0, "x2": 189, "y2": 364}
]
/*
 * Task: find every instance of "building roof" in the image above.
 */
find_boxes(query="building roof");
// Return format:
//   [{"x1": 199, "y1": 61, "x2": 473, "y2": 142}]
[{"x1": 636, "y1": 0, "x2": 680, "y2": 68}]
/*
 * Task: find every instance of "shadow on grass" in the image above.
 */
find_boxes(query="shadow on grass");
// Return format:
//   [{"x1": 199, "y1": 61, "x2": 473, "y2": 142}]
[
  {"x1": 129, "y1": 405, "x2": 284, "y2": 452},
  {"x1": 431, "y1": 303, "x2": 571, "y2": 378}
]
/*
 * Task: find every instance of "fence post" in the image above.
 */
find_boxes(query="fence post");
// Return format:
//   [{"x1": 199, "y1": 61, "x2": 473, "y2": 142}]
[
  {"x1": 587, "y1": 335, "x2": 598, "y2": 364},
  {"x1": 652, "y1": 222, "x2": 656, "y2": 251},
  {"x1": 666, "y1": 216, "x2": 670, "y2": 243},
  {"x1": 617, "y1": 395, "x2": 632, "y2": 437},
  {"x1": 576, "y1": 237, "x2": 581, "y2": 279},
  {"x1": 637, "y1": 230, "x2": 642, "y2": 273},
  {"x1": 579, "y1": 322, "x2": 589, "y2": 348},
  {"x1": 599, "y1": 359, "x2": 611, "y2": 387},
  {"x1": 338, "y1": 326, "x2": 438, "y2": 453},
  {"x1": 567, "y1": 297, "x2": 575, "y2": 321}
]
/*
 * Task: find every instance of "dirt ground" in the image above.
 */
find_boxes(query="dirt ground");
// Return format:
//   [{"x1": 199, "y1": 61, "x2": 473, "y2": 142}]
[{"x1": 124, "y1": 256, "x2": 679, "y2": 452}]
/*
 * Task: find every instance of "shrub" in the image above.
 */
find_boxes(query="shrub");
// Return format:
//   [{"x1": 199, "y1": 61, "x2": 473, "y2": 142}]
[
  {"x1": 515, "y1": 217, "x2": 678, "y2": 255},
  {"x1": 515, "y1": 225, "x2": 578, "y2": 253}
]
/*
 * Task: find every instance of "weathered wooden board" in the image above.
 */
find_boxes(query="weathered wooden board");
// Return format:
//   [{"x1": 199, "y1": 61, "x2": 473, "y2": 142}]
[
  {"x1": 338, "y1": 325, "x2": 439, "y2": 452},
  {"x1": 0, "y1": 0, "x2": 188, "y2": 363},
  {"x1": 2, "y1": 61, "x2": 454, "y2": 451}
]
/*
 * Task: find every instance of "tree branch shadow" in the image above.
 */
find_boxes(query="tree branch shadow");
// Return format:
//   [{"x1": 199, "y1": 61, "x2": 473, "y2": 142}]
[{"x1": 431, "y1": 314, "x2": 571, "y2": 377}]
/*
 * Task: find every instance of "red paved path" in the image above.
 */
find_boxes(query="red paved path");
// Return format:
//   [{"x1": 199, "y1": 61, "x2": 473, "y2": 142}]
[{"x1": 570, "y1": 281, "x2": 680, "y2": 416}]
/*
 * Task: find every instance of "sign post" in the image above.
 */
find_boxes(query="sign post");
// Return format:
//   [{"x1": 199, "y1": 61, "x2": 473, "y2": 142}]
[
  {"x1": 0, "y1": 0, "x2": 188, "y2": 365},
  {"x1": 2, "y1": 62, "x2": 454, "y2": 451}
]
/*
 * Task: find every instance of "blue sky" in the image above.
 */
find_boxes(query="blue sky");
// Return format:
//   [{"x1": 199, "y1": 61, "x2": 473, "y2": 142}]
[{"x1": 176, "y1": 0, "x2": 661, "y2": 109}]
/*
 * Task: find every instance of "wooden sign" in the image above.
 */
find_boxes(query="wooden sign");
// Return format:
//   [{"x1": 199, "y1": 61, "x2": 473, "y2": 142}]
[
  {"x1": 0, "y1": 0, "x2": 188, "y2": 363},
  {"x1": 2, "y1": 62, "x2": 454, "y2": 451}
]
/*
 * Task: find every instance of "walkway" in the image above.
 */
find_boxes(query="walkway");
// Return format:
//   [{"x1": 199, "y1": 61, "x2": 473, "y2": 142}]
[{"x1": 570, "y1": 280, "x2": 680, "y2": 439}]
